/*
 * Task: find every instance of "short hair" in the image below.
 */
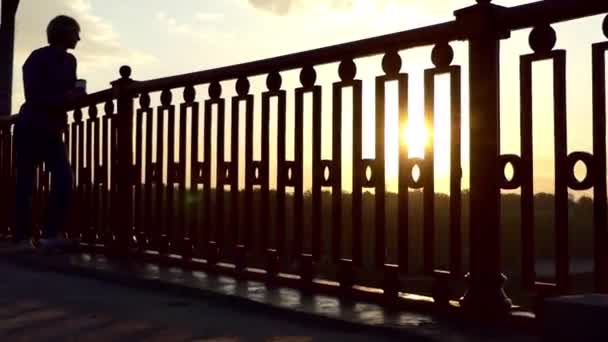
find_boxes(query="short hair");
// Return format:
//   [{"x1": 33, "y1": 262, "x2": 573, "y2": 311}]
[{"x1": 47, "y1": 15, "x2": 80, "y2": 45}]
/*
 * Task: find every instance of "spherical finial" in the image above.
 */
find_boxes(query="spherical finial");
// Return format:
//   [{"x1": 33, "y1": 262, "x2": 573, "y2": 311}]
[
  {"x1": 209, "y1": 82, "x2": 222, "y2": 99},
  {"x1": 235, "y1": 77, "x2": 250, "y2": 96},
  {"x1": 160, "y1": 89, "x2": 172, "y2": 106},
  {"x1": 88, "y1": 104, "x2": 98, "y2": 119},
  {"x1": 529, "y1": 24, "x2": 556, "y2": 54},
  {"x1": 104, "y1": 100, "x2": 114, "y2": 115},
  {"x1": 338, "y1": 59, "x2": 357, "y2": 82},
  {"x1": 139, "y1": 92, "x2": 151, "y2": 109},
  {"x1": 603, "y1": 15, "x2": 608, "y2": 38},
  {"x1": 266, "y1": 72, "x2": 282, "y2": 92},
  {"x1": 299, "y1": 66, "x2": 317, "y2": 88},
  {"x1": 382, "y1": 51, "x2": 402, "y2": 76},
  {"x1": 119, "y1": 65, "x2": 132, "y2": 79},
  {"x1": 73, "y1": 108, "x2": 83, "y2": 122},
  {"x1": 183, "y1": 85, "x2": 196, "y2": 103},
  {"x1": 431, "y1": 42, "x2": 454, "y2": 68}
]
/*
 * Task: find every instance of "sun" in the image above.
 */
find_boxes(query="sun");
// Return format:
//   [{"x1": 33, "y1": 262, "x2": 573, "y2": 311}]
[{"x1": 401, "y1": 121, "x2": 430, "y2": 158}]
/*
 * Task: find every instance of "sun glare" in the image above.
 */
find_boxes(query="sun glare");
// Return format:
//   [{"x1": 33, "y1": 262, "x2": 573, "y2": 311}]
[{"x1": 402, "y1": 122, "x2": 430, "y2": 158}]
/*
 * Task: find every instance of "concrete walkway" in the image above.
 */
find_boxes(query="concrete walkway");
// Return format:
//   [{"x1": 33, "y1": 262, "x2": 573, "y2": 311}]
[{"x1": 0, "y1": 263, "x2": 402, "y2": 341}]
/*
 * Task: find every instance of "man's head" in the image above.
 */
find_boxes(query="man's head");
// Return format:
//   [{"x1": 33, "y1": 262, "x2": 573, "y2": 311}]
[{"x1": 47, "y1": 15, "x2": 81, "y2": 50}]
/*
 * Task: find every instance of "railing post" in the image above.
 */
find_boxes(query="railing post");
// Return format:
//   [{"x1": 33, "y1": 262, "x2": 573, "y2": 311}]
[
  {"x1": 111, "y1": 66, "x2": 135, "y2": 256},
  {"x1": 455, "y1": 0, "x2": 512, "y2": 316}
]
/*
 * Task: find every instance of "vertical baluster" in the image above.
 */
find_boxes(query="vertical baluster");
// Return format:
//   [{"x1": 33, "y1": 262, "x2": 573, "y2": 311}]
[
  {"x1": 181, "y1": 85, "x2": 197, "y2": 258},
  {"x1": 296, "y1": 66, "x2": 321, "y2": 270},
  {"x1": 520, "y1": 53, "x2": 535, "y2": 289},
  {"x1": 236, "y1": 77, "x2": 253, "y2": 261},
  {"x1": 0, "y1": 125, "x2": 6, "y2": 237},
  {"x1": 141, "y1": 93, "x2": 153, "y2": 252},
  {"x1": 275, "y1": 76, "x2": 288, "y2": 260},
  {"x1": 374, "y1": 75, "x2": 386, "y2": 268},
  {"x1": 553, "y1": 50, "x2": 569, "y2": 293},
  {"x1": 88, "y1": 105, "x2": 99, "y2": 245},
  {"x1": 425, "y1": 43, "x2": 463, "y2": 277},
  {"x1": 449, "y1": 66, "x2": 462, "y2": 277},
  {"x1": 592, "y1": 25, "x2": 608, "y2": 292},
  {"x1": 101, "y1": 100, "x2": 113, "y2": 247},
  {"x1": 75, "y1": 108, "x2": 85, "y2": 240},
  {"x1": 202, "y1": 82, "x2": 225, "y2": 261},
  {"x1": 133, "y1": 97, "x2": 145, "y2": 251},
  {"x1": 83, "y1": 106, "x2": 94, "y2": 243},
  {"x1": 211, "y1": 81, "x2": 225, "y2": 263},
  {"x1": 162, "y1": 89, "x2": 178, "y2": 255},
  {"x1": 378, "y1": 51, "x2": 409, "y2": 272},
  {"x1": 190, "y1": 88, "x2": 203, "y2": 257},
  {"x1": 423, "y1": 69, "x2": 436, "y2": 275},
  {"x1": 155, "y1": 89, "x2": 169, "y2": 254}
]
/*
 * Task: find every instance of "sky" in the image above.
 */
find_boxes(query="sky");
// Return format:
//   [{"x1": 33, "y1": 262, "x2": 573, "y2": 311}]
[{"x1": 6, "y1": 0, "x2": 608, "y2": 196}]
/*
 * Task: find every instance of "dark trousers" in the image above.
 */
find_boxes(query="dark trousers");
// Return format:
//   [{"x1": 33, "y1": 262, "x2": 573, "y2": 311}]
[{"x1": 13, "y1": 124, "x2": 73, "y2": 242}]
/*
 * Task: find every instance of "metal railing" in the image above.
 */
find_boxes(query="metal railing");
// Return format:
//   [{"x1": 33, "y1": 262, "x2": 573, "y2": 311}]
[{"x1": 1, "y1": 0, "x2": 607, "y2": 320}]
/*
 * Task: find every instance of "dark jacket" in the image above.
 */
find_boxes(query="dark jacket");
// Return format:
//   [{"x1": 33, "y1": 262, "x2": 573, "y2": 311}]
[{"x1": 19, "y1": 45, "x2": 77, "y2": 134}]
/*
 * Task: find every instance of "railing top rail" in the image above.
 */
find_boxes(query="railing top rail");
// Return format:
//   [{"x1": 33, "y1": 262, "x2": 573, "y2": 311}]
[
  {"x1": 502, "y1": 0, "x2": 608, "y2": 32},
  {"x1": 0, "y1": 88, "x2": 114, "y2": 125}
]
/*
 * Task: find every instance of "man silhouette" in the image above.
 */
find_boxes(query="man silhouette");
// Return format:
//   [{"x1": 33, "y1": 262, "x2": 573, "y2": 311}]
[{"x1": 10, "y1": 15, "x2": 85, "y2": 252}]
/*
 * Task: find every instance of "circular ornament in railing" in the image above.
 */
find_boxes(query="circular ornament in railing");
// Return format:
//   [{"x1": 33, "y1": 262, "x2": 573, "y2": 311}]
[
  {"x1": 236, "y1": 77, "x2": 250, "y2": 96},
  {"x1": 529, "y1": 24, "x2": 557, "y2": 54},
  {"x1": 300, "y1": 66, "x2": 317, "y2": 88},
  {"x1": 361, "y1": 159, "x2": 375, "y2": 187},
  {"x1": 405, "y1": 158, "x2": 425, "y2": 189},
  {"x1": 382, "y1": 50, "x2": 402, "y2": 76},
  {"x1": 431, "y1": 42, "x2": 454, "y2": 68},
  {"x1": 73, "y1": 108, "x2": 83, "y2": 122},
  {"x1": 209, "y1": 81, "x2": 222, "y2": 99},
  {"x1": 603, "y1": 15, "x2": 608, "y2": 38},
  {"x1": 88, "y1": 104, "x2": 98, "y2": 119},
  {"x1": 160, "y1": 89, "x2": 173, "y2": 106},
  {"x1": 183, "y1": 85, "x2": 196, "y2": 103},
  {"x1": 104, "y1": 100, "x2": 114, "y2": 115},
  {"x1": 338, "y1": 59, "x2": 357, "y2": 82},
  {"x1": 321, "y1": 160, "x2": 332, "y2": 186},
  {"x1": 139, "y1": 92, "x2": 151, "y2": 109},
  {"x1": 266, "y1": 72, "x2": 282, "y2": 92},
  {"x1": 119, "y1": 65, "x2": 132, "y2": 79},
  {"x1": 566, "y1": 152, "x2": 594, "y2": 190},
  {"x1": 498, "y1": 154, "x2": 522, "y2": 190}
]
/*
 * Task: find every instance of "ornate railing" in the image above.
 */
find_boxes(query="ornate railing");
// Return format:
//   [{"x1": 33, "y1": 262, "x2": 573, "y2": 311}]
[{"x1": 1, "y1": 0, "x2": 608, "y2": 320}]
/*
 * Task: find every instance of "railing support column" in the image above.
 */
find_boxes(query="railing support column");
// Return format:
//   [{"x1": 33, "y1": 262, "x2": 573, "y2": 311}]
[
  {"x1": 111, "y1": 66, "x2": 135, "y2": 256},
  {"x1": 455, "y1": 0, "x2": 512, "y2": 316}
]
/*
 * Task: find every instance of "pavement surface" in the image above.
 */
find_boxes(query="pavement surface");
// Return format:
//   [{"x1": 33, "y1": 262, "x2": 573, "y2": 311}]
[{"x1": 0, "y1": 262, "x2": 404, "y2": 342}]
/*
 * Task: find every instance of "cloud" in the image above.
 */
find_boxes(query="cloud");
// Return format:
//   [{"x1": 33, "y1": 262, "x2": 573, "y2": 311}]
[
  {"x1": 194, "y1": 12, "x2": 224, "y2": 22},
  {"x1": 155, "y1": 11, "x2": 235, "y2": 44},
  {"x1": 246, "y1": 0, "x2": 540, "y2": 16},
  {"x1": 13, "y1": 0, "x2": 158, "y2": 96},
  {"x1": 247, "y1": 0, "x2": 353, "y2": 15}
]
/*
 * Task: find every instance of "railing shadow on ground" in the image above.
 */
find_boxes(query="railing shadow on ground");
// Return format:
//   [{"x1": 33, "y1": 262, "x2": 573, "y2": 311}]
[{"x1": 1, "y1": 0, "x2": 608, "y2": 327}]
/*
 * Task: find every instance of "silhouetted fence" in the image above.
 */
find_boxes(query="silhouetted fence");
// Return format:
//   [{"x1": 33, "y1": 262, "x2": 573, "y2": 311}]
[{"x1": 1, "y1": 0, "x2": 608, "y2": 320}]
